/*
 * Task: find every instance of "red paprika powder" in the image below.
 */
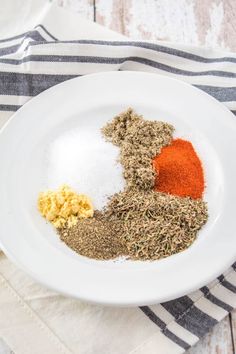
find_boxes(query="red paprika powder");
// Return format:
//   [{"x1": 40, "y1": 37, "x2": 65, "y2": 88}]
[{"x1": 153, "y1": 139, "x2": 204, "y2": 199}]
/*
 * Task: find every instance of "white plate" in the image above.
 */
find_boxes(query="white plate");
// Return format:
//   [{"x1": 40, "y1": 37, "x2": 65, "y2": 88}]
[{"x1": 0, "y1": 72, "x2": 235, "y2": 306}]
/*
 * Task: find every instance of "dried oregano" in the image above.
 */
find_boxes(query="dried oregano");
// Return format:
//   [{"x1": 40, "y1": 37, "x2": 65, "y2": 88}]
[{"x1": 102, "y1": 108, "x2": 174, "y2": 190}]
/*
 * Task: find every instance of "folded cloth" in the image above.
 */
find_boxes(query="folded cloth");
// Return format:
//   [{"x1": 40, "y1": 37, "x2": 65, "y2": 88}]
[{"x1": 0, "y1": 1, "x2": 235, "y2": 354}]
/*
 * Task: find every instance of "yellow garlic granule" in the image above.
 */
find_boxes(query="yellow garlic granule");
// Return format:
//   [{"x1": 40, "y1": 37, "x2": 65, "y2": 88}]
[{"x1": 38, "y1": 184, "x2": 94, "y2": 228}]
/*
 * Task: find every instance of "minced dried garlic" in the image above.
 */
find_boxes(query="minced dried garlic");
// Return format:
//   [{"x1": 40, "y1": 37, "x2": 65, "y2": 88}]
[{"x1": 38, "y1": 184, "x2": 93, "y2": 228}]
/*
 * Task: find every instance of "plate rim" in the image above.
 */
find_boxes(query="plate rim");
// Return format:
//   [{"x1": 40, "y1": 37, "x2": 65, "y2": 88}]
[{"x1": 0, "y1": 71, "x2": 235, "y2": 306}]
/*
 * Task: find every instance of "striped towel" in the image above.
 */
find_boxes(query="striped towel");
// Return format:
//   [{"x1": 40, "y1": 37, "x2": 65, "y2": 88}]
[{"x1": 0, "y1": 2, "x2": 235, "y2": 354}]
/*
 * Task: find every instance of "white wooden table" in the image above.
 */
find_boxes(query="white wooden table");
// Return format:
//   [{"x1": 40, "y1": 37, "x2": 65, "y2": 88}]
[{"x1": 53, "y1": 1, "x2": 236, "y2": 353}]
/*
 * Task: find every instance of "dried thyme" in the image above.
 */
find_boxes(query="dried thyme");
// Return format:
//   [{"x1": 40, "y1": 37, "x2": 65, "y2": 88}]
[{"x1": 105, "y1": 190, "x2": 208, "y2": 260}]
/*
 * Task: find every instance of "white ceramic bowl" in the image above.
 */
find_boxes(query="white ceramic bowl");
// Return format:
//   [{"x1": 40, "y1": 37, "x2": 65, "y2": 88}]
[{"x1": 0, "y1": 72, "x2": 235, "y2": 306}]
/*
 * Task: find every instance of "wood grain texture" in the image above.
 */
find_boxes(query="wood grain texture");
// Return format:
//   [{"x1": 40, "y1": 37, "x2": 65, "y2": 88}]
[
  {"x1": 194, "y1": 0, "x2": 236, "y2": 51},
  {"x1": 94, "y1": 0, "x2": 236, "y2": 51},
  {"x1": 219, "y1": 0, "x2": 236, "y2": 51},
  {"x1": 95, "y1": 0, "x2": 199, "y2": 43},
  {"x1": 55, "y1": 0, "x2": 236, "y2": 50},
  {"x1": 55, "y1": 0, "x2": 94, "y2": 20},
  {"x1": 187, "y1": 316, "x2": 234, "y2": 354}
]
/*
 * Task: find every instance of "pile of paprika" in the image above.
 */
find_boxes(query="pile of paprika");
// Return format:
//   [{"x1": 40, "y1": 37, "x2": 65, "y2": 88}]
[{"x1": 153, "y1": 139, "x2": 204, "y2": 199}]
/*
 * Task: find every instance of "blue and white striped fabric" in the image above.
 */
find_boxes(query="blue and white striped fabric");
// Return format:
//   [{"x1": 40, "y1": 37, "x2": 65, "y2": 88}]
[{"x1": 0, "y1": 11, "x2": 235, "y2": 354}]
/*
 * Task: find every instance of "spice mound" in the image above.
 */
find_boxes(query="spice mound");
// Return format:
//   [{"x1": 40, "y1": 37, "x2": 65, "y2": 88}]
[
  {"x1": 58, "y1": 190, "x2": 207, "y2": 261},
  {"x1": 38, "y1": 184, "x2": 93, "y2": 228},
  {"x1": 38, "y1": 108, "x2": 208, "y2": 261},
  {"x1": 106, "y1": 190, "x2": 207, "y2": 260},
  {"x1": 153, "y1": 139, "x2": 204, "y2": 199},
  {"x1": 59, "y1": 211, "x2": 127, "y2": 260}
]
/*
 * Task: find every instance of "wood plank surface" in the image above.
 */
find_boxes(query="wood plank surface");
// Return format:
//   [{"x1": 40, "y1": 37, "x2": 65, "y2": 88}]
[
  {"x1": 187, "y1": 316, "x2": 234, "y2": 354},
  {"x1": 94, "y1": 0, "x2": 236, "y2": 51},
  {"x1": 56, "y1": 0, "x2": 94, "y2": 21},
  {"x1": 56, "y1": 0, "x2": 236, "y2": 51}
]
